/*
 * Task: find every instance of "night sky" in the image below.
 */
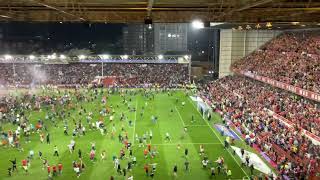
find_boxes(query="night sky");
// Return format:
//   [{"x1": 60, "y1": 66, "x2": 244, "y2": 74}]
[
  {"x1": 1, "y1": 22, "x2": 124, "y2": 43},
  {"x1": 0, "y1": 22, "x2": 125, "y2": 54},
  {"x1": 0, "y1": 22, "x2": 218, "y2": 61}
]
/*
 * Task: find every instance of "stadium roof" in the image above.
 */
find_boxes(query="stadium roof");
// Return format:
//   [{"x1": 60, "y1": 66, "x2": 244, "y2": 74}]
[{"x1": 0, "y1": 0, "x2": 319, "y2": 24}]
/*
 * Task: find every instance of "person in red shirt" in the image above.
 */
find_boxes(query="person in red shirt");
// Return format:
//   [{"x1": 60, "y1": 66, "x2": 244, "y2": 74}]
[
  {"x1": 52, "y1": 165, "x2": 57, "y2": 176},
  {"x1": 47, "y1": 165, "x2": 51, "y2": 175},
  {"x1": 22, "y1": 159, "x2": 28, "y2": 173},
  {"x1": 90, "y1": 149, "x2": 95, "y2": 161},
  {"x1": 309, "y1": 158, "x2": 317, "y2": 175},
  {"x1": 143, "y1": 148, "x2": 148, "y2": 159},
  {"x1": 147, "y1": 144, "x2": 151, "y2": 152},
  {"x1": 124, "y1": 140, "x2": 128, "y2": 149},
  {"x1": 58, "y1": 163, "x2": 63, "y2": 175},
  {"x1": 144, "y1": 164, "x2": 149, "y2": 176},
  {"x1": 120, "y1": 149, "x2": 125, "y2": 159}
]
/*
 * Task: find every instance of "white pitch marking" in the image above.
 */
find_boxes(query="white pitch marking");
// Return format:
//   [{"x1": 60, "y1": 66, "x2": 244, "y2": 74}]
[{"x1": 175, "y1": 106, "x2": 186, "y2": 127}]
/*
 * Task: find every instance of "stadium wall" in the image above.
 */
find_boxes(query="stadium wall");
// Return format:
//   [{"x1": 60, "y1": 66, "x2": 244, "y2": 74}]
[
  {"x1": 219, "y1": 29, "x2": 281, "y2": 78},
  {"x1": 191, "y1": 66, "x2": 203, "y2": 79}
]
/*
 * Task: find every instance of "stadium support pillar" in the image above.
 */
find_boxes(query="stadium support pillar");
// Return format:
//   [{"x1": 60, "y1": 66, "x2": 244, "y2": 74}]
[
  {"x1": 188, "y1": 58, "x2": 191, "y2": 83},
  {"x1": 12, "y1": 63, "x2": 15, "y2": 77},
  {"x1": 243, "y1": 31, "x2": 247, "y2": 56},
  {"x1": 101, "y1": 61, "x2": 104, "y2": 77}
]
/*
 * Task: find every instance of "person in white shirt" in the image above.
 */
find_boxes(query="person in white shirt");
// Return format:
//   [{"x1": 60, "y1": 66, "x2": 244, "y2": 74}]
[
  {"x1": 149, "y1": 130, "x2": 153, "y2": 142},
  {"x1": 202, "y1": 159, "x2": 208, "y2": 168},
  {"x1": 114, "y1": 158, "x2": 119, "y2": 169},
  {"x1": 29, "y1": 150, "x2": 34, "y2": 159},
  {"x1": 165, "y1": 132, "x2": 171, "y2": 142},
  {"x1": 199, "y1": 145, "x2": 205, "y2": 155},
  {"x1": 100, "y1": 150, "x2": 106, "y2": 161}
]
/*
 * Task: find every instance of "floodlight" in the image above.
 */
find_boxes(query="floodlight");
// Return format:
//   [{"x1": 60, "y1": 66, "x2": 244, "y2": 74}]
[
  {"x1": 60, "y1": 54, "x2": 66, "y2": 59},
  {"x1": 51, "y1": 54, "x2": 57, "y2": 59},
  {"x1": 192, "y1": 20, "x2": 204, "y2": 29},
  {"x1": 101, "y1": 54, "x2": 110, "y2": 59},
  {"x1": 158, "y1": 55, "x2": 163, "y2": 60},
  {"x1": 78, "y1": 55, "x2": 86, "y2": 60},
  {"x1": 29, "y1": 55, "x2": 35, "y2": 60},
  {"x1": 4, "y1": 55, "x2": 12, "y2": 60}
]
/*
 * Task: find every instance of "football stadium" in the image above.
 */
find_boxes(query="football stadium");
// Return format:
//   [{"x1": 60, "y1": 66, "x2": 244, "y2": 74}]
[{"x1": 0, "y1": 0, "x2": 319, "y2": 180}]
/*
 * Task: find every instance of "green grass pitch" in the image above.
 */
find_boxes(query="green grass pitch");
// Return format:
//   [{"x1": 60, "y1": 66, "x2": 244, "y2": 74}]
[{"x1": 0, "y1": 89, "x2": 260, "y2": 179}]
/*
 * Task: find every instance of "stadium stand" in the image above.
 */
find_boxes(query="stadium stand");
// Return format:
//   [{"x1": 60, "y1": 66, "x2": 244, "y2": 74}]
[
  {"x1": 199, "y1": 75, "x2": 320, "y2": 179},
  {"x1": 232, "y1": 31, "x2": 320, "y2": 94},
  {"x1": 197, "y1": 30, "x2": 320, "y2": 179},
  {"x1": 0, "y1": 63, "x2": 189, "y2": 87}
]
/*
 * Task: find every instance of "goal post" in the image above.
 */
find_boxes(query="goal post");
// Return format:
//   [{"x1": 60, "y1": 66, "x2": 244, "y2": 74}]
[{"x1": 196, "y1": 97, "x2": 212, "y2": 119}]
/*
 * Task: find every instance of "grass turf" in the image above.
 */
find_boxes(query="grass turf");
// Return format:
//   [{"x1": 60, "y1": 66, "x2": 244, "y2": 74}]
[{"x1": 0, "y1": 89, "x2": 260, "y2": 179}]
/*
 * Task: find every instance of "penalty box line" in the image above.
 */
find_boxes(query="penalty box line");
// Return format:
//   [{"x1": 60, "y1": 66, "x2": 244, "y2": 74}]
[
  {"x1": 175, "y1": 106, "x2": 207, "y2": 127},
  {"x1": 175, "y1": 106, "x2": 186, "y2": 127}
]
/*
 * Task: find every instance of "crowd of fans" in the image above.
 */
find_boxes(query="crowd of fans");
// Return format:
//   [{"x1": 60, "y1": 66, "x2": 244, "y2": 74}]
[
  {"x1": 223, "y1": 76, "x2": 319, "y2": 136},
  {"x1": 232, "y1": 31, "x2": 320, "y2": 93},
  {"x1": 199, "y1": 75, "x2": 320, "y2": 178},
  {"x1": 0, "y1": 63, "x2": 189, "y2": 87}
]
